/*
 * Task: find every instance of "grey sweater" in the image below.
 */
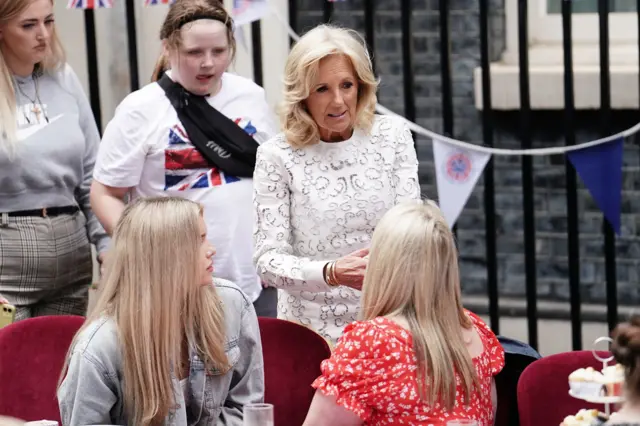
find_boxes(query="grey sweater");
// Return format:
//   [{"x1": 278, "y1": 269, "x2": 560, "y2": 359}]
[{"x1": 0, "y1": 64, "x2": 109, "y2": 253}]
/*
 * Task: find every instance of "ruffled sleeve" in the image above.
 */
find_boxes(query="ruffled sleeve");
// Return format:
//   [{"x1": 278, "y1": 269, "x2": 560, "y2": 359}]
[
  {"x1": 311, "y1": 320, "x2": 412, "y2": 421},
  {"x1": 467, "y1": 310, "x2": 505, "y2": 376}
]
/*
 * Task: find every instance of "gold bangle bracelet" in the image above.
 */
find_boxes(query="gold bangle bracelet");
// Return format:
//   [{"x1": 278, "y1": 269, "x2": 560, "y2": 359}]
[
  {"x1": 328, "y1": 261, "x2": 339, "y2": 287},
  {"x1": 323, "y1": 262, "x2": 332, "y2": 285}
]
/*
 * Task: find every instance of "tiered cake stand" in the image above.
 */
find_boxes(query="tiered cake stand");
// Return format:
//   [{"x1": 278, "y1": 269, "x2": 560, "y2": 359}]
[{"x1": 568, "y1": 337, "x2": 624, "y2": 415}]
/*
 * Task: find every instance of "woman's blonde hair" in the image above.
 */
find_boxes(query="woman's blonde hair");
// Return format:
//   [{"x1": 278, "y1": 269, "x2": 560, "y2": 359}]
[
  {"x1": 150, "y1": 0, "x2": 235, "y2": 82},
  {"x1": 0, "y1": 0, "x2": 65, "y2": 157},
  {"x1": 279, "y1": 25, "x2": 378, "y2": 148},
  {"x1": 361, "y1": 200, "x2": 480, "y2": 409},
  {"x1": 60, "y1": 197, "x2": 229, "y2": 426}
]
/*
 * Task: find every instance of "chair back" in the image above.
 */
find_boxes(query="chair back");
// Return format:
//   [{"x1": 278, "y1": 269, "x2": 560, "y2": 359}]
[
  {"x1": 517, "y1": 350, "x2": 610, "y2": 426},
  {"x1": 259, "y1": 318, "x2": 331, "y2": 426},
  {"x1": 0, "y1": 315, "x2": 85, "y2": 423},
  {"x1": 494, "y1": 336, "x2": 542, "y2": 426}
]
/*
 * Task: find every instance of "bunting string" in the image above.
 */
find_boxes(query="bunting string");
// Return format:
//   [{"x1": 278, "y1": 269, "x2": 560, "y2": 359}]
[
  {"x1": 65, "y1": 0, "x2": 629, "y2": 232},
  {"x1": 266, "y1": 1, "x2": 640, "y2": 156},
  {"x1": 265, "y1": 0, "x2": 627, "y2": 232}
]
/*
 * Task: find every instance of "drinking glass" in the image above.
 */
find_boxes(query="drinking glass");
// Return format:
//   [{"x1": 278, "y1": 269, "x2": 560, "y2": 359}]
[
  {"x1": 243, "y1": 403, "x2": 274, "y2": 426},
  {"x1": 446, "y1": 420, "x2": 479, "y2": 426}
]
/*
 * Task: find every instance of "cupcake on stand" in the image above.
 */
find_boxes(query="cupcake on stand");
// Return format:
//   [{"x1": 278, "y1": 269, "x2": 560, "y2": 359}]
[{"x1": 562, "y1": 337, "x2": 625, "y2": 426}]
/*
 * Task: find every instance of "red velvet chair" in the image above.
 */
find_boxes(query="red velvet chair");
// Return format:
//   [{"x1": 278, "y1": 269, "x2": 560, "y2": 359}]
[
  {"x1": 0, "y1": 315, "x2": 85, "y2": 422},
  {"x1": 517, "y1": 350, "x2": 611, "y2": 426},
  {"x1": 258, "y1": 317, "x2": 332, "y2": 426}
]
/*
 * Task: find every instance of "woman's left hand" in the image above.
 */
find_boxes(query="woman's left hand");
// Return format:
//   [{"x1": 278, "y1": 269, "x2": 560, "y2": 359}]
[{"x1": 0, "y1": 297, "x2": 9, "y2": 304}]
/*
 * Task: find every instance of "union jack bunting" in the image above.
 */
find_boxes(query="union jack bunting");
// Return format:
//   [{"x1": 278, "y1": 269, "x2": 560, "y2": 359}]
[
  {"x1": 66, "y1": 0, "x2": 112, "y2": 8},
  {"x1": 145, "y1": 0, "x2": 174, "y2": 6}
]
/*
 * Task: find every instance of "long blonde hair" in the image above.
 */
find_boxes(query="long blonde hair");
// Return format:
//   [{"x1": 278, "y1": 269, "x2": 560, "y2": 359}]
[
  {"x1": 0, "y1": 0, "x2": 65, "y2": 157},
  {"x1": 279, "y1": 25, "x2": 378, "y2": 148},
  {"x1": 60, "y1": 197, "x2": 229, "y2": 426},
  {"x1": 361, "y1": 200, "x2": 480, "y2": 409}
]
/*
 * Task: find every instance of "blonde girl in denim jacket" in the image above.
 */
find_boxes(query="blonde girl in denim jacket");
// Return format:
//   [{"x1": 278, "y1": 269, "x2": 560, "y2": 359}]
[{"x1": 57, "y1": 197, "x2": 264, "y2": 426}]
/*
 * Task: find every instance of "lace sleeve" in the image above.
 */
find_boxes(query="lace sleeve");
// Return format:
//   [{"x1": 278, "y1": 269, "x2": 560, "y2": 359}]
[
  {"x1": 392, "y1": 118, "x2": 421, "y2": 203},
  {"x1": 252, "y1": 141, "x2": 333, "y2": 292}
]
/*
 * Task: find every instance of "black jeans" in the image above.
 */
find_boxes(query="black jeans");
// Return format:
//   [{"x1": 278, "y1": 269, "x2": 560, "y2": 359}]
[{"x1": 252, "y1": 286, "x2": 277, "y2": 318}]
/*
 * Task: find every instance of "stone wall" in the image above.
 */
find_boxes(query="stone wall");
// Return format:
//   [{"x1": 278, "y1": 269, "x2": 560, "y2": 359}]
[{"x1": 294, "y1": 0, "x2": 640, "y2": 306}]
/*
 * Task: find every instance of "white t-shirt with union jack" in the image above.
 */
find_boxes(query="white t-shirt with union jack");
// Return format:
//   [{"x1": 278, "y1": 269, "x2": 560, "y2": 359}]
[{"x1": 93, "y1": 71, "x2": 278, "y2": 302}]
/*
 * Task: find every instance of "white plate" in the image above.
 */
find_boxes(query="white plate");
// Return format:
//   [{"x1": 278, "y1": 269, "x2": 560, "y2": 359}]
[{"x1": 568, "y1": 389, "x2": 625, "y2": 404}]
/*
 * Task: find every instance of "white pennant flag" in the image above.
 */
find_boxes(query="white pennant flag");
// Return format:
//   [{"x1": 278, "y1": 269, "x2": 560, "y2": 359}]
[
  {"x1": 432, "y1": 140, "x2": 491, "y2": 228},
  {"x1": 232, "y1": 0, "x2": 270, "y2": 26},
  {"x1": 235, "y1": 25, "x2": 248, "y2": 51}
]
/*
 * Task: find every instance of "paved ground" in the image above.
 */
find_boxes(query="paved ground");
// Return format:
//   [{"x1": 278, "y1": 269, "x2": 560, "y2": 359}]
[
  {"x1": 477, "y1": 314, "x2": 610, "y2": 356},
  {"x1": 464, "y1": 295, "x2": 632, "y2": 355}
]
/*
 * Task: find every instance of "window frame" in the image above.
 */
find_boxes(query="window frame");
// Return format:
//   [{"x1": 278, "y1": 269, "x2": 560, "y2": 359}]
[
  {"x1": 502, "y1": 0, "x2": 639, "y2": 66},
  {"x1": 474, "y1": 0, "x2": 640, "y2": 110}
]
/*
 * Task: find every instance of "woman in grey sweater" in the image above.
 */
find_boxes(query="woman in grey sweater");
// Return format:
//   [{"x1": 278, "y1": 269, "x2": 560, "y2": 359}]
[{"x1": 0, "y1": 0, "x2": 108, "y2": 319}]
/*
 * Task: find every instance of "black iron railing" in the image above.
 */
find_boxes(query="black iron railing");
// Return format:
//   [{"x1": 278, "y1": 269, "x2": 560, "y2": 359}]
[
  {"x1": 77, "y1": 0, "x2": 636, "y2": 352},
  {"x1": 284, "y1": 0, "x2": 627, "y2": 352}
]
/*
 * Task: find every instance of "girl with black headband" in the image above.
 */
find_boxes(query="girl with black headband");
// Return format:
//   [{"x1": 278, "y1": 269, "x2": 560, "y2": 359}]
[{"x1": 90, "y1": 0, "x2": 278, "y2": 318}]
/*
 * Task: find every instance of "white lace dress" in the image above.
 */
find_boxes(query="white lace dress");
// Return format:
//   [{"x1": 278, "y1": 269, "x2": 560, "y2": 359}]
[{"x1": 253, "y1": 114, "x2": 420, "y2": 343}]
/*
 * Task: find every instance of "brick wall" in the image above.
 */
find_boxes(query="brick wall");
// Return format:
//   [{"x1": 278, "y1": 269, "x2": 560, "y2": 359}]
[{"x1": 293, "y1": 0, "x2": 640, "y2": 306}]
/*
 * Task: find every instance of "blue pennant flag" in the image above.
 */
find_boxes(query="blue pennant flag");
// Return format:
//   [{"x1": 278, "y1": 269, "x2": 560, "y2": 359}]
[{"x1": 567, "y1": 137, "x2": 623, "y2": 235}]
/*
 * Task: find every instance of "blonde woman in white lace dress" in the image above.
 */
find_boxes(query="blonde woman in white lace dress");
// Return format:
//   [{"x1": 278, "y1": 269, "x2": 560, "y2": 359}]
[{"x1": 253, "y1": 25, "x2": 420, "y2": 344}]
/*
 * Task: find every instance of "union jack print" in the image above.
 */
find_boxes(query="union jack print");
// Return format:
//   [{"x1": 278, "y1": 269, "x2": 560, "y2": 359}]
[
  {"x1": 233, "y1": 0, "x2": 250, "y2": 14},
  {"x1": 66, "y1": 0, "x2": 112, "y2": 9},
  {"x1": 233, "y1": 118, "x2": 257, "y2": 137},
  {"x1": 164, "y1": 125, "x2": 240, "y2": 191},
  {"x1": 144, "y1": 0, "x2": 174, "y2": 6}
]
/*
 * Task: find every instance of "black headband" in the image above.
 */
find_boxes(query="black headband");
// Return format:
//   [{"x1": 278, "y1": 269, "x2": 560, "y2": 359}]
[{"x1": 176, "y1": 14, "x2": 227, "y2": 31}]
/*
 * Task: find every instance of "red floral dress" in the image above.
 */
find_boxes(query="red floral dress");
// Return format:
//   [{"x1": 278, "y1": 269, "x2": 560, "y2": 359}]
[{"x1": 312, "y1": 311, "x2": 505, "y2": 425}]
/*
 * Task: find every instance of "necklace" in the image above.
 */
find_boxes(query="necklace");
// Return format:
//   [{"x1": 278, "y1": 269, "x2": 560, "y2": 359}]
[{"x1": 15, "y1": 73, "x2": 49, "y2": 125}]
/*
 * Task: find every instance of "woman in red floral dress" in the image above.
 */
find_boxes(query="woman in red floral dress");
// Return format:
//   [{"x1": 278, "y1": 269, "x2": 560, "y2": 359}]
[{"x1": 303, "y1": 200, "x2": 505, "y2": 426}]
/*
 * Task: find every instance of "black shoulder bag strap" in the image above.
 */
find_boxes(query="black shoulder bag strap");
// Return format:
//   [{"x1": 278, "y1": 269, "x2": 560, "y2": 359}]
[{"x1": 157, "y1": 74, "x2": 259, "y2": 178}]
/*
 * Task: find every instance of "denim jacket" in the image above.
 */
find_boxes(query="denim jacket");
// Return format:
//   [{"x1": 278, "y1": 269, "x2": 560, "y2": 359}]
[{"x1": 57, "y1": 279, "x2": 264, "y2": 426}]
